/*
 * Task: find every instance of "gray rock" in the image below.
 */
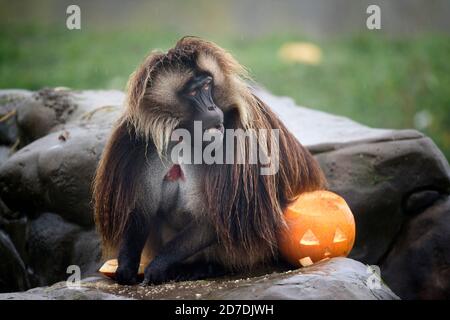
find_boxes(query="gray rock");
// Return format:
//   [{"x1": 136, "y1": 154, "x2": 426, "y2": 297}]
[
  {"x1": 16, "y1": 99, "x2": 57, "y2": 144},
  {"x1": 316, "y1": 135, "x2": 450, "y2": 264},
  {"x1": 0, "y1": 88, "x2": 448, "y2": 299},
  {"x1": 0, "y1": 126, "x2": 110, "y2": 226},
  {"x1": 381, "y1": 196, "x2": 450, "y2": 299},
  {"x1": 256, "y1": 88, "x2": 399, "y2": 148},
  {"x1": 214, "y1": 258, "x2": 398, "y2": 300},
  {"x1": 0, "y1": 88, "x2": 123, "y2": 226},
  {"x1": 0, "y1": 88, "x2": 123, "y2": 147},
  {"x1": 259, "y1": 89, "x2": 450, "y2": 299},
  {"x1": 0, "y1": 146, "x2": 11, "y2": 166},
  {"x1": 0, "y1": 215, "x2": 27, "y2": 259},
  {"x1": 0, "y1": 258, "x2": 399, "y2": 300},
  {"x1": 0, "y1": 90, "x2": 30, "y2": 145},
  {"x1": 0, "y1": 229, "x2": 29, "y2": 292},
  {"x1": 0, "y1": 197, "x2": 15, "y2": 219},
  {"x1": 26, "y1": 213, "x2": 102, "y2": 287},
  {"x1": 25, "y1": 88, "x2": 124, "y2": 133},
  {"x1": 71, "y1": 229, "x2": 102, "y2": 278},
  {"x1": 0, "y1": 277, "x2": 128, "y2": 300},
  {"x1": 0, "y1": 114, "x2": 18, "y2": 146},
  {"x1": 27, "y1": 213, "x2": 81, "y2": 286}
]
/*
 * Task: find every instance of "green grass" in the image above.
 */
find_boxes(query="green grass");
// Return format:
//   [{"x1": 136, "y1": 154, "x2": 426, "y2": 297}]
[{"x1": 1, "y1": 25, "x2": 449, "y2": 159}]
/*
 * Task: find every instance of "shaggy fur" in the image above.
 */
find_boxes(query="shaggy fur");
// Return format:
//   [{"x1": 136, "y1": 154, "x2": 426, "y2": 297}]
[{"x1": 93, "y1": 37, "x2": 326, "y2": 266}]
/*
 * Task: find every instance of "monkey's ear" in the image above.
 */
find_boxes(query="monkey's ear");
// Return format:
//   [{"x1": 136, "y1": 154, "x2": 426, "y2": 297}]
[{"x1": 125, "y1": 52, "x2": 163, "y2": 115}]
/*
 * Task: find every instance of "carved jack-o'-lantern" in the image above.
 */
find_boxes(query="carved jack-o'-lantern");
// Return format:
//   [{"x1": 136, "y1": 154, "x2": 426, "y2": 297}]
[{"x1": 278, "y1": 190, "x2": 356, "y2": 267}]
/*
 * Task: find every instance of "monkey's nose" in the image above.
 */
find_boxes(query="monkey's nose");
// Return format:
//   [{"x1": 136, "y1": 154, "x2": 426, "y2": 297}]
[{"x1": 204, "y1": 122, "x2": 225, "y2": 137}]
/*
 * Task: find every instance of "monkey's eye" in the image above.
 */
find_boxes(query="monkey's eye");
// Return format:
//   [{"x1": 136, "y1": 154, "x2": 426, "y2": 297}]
[
  {"x1": 187, "y1": 89, "x2": 197, "y2": 96},
  {"x1": 203, "y1": 78, "x2": 212, "y2": 91}
]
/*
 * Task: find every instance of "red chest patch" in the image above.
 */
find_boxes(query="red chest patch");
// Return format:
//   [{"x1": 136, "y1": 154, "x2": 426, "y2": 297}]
[{"x1": 165, "y1": 165, "x2": 185, "y2": 182}]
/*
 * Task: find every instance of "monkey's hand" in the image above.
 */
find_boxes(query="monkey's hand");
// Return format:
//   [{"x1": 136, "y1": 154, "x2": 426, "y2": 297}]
[
  {"x1": 116, "y1": 264, "x2": 139, "y2": 285},
  {"x1": 142, "y1": 260, "x2": 170, "y2": 285},
  {"x1": 141, "y1": 222, "x2": 216, "y2": 286},
  {"x1": 116, "y1": 212, "x2": 150, "y2": 285}
]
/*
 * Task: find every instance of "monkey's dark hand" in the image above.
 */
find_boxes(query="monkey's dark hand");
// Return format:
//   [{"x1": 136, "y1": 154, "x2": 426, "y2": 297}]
[
  {"x1": 116, "y1": 264, "x2": 139, "y2": 285},
  {"x1": 142, "y1": 260, "x2": 170, "y2": 285},
  {"x1": 116, "y1": 212, "x2": 149, "y2": 285},
  {"x1": 141, "y1": 222, "x2": 216, "y2": 286}
]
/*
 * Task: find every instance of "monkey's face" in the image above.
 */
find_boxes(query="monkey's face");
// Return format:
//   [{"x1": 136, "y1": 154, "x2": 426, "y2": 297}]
[
  {"x1": 126, "y1": 37, "x2": 252, "y2": 155},
  {"x1": 177, "y1": 72, "x2": 224, "y2": 136},
  {"x1": 145, "y1": 66, "x2": 226, "y2": 153}
]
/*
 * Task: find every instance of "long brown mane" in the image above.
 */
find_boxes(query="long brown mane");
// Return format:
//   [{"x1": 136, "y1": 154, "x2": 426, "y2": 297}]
[
  {"x1": 93, "y1": 117, "x2": 146, "y2": 255},
  {"x1": 205, "y1": 94, "x2": 326, "y2": 265}
]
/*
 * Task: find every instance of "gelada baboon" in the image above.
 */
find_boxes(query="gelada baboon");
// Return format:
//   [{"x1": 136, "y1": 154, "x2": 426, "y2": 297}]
[{"x1": 93, "y1": 37, "x2": 326, "y2": 285}]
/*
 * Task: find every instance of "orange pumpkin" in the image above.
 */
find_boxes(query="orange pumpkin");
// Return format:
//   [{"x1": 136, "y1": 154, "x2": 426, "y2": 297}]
[
  {"x1": 278, "y1": 190, "x2": 355, "y2": 267},
  {"x1": 99, "y1": 259, "x2": 146, "y2": 279}
]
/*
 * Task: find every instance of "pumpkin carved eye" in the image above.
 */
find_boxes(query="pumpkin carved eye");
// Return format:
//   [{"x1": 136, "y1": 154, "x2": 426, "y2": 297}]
[
  {"x1": 333, "y1": 228, "x2": 347, "y2": 243},
  {"x1": 299, "y1": 229, "x2": 320, "y2": 246}
]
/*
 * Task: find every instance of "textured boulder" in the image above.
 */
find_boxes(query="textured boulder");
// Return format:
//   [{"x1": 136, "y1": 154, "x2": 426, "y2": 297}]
[
  {"x1": 0, "y1": 89, "x2": 26, "y2": 146},
  {"x1": 0, "y1": 258, "x2": 399, "y2": 300},
  {"x1": 258, "y1": 89, "x2": 450, "y2": 299},
  {"x1": 316, "y1": 133, "x2": 450, "y2": 264},
  {"x1": 0, "y1": 88, "x2": 123, "y2": 146},
  {"x1": 0, "y1": 88, "x2": 448, "y2": 299},
  {"x1": 381, "y1": 196, "x2": 450, "y2": 299},
  {"x1": 0, "y1": 229, "x2": 29, "y2": 292},
  {"x1": 26, "y1": 213, "x2": 102, "y2": 287},
  {"x1": 0, "y1": 88, "x2": 122, "y2": 226},
  {"x1": 0, "y1": 126, "x2": 110, "y2": 226},
  {"x1": 0, "y1": 146, "x2": 11, "y2": 166}
]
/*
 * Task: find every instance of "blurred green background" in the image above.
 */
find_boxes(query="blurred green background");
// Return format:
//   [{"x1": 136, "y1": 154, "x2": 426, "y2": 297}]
[{"x1": 0, "y1": 0, "x2": 449, "y2": 159}]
